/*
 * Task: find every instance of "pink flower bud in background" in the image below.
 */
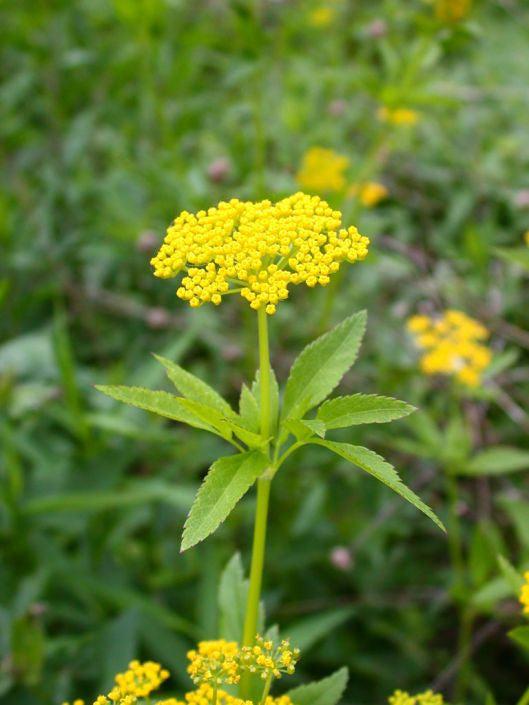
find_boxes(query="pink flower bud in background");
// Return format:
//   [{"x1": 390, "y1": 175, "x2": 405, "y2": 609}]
[
  {"x1": 327, "y1": 99, "x2": 347, "y2": 117},
  {"x1": 366, "y1": 19, "x2": 387, "y2": 38},
  {"x1": 207, "y1": 157, "x2": 231, "y2": 183},
  {"x1": 513, "y1": 189, "x2": 529, "y2": 208},
  {"x1": 146, "y1": 307, "x2": 171, "y2": 329},
  {"x1": 330, "y1": 545, "x2": 353, "y2": 571},
  {"x1": 136, "y1": 230, "x2": 159, "y2": 254}
]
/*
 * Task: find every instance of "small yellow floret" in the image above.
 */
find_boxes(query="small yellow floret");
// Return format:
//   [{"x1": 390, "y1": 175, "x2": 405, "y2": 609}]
[
  {"x1": 297, "y1": 149, "x2": 349, "y2": 193},
  {"x1": 187, "y1": 640, "x2": 241, "y2": 686},
  {"x1": 524, "y1": 230, "x2": 529, "y2": 246},
  {"x1": 520, "y1": 571, "x2": 529, "y2": 615},
  {"x1": 378, "y1": 106, "x2": 420, "y2": 126},
  {"x1": 240, "y1": 635, "x2": 300, "y2": 680},
  {"x1": 407, "y1": 310, "x2": 491, "y2": 387},
  {"x1": 150, "y1": 193, "x2": 369, "y2": 314}
]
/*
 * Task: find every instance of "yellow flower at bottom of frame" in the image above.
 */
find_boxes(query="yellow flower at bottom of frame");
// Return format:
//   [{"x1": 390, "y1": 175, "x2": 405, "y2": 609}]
[
  {"x1": 150, "y1": 193, "x2": 369, "y2": 314},
  {"x1": 349, "y1": 181, "x2": 388, "y2": 207},
  {"x1": 388, "y1": 689, "x2": 444, "y2": 705},
  {"x1": 378, "y1": 106, "x2": 420, "y2": 126},
  {"x1": 520, "y1": 571, "x2": 529, "y2": 615}
]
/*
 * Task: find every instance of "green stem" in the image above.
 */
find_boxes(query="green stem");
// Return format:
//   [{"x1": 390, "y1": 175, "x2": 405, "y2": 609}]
[
  {"x1": 258, "y1": 674, "x2": 274, "y2": 705},
  {"x1": 516, "y1": 686, "x2": 529, "y2": 705},
  {"x1": 445, "y1": 468, "x2": 473, "y2": 701},
  {"x1": 240, "y1": 308, "x2": 273, "y2": 700}
]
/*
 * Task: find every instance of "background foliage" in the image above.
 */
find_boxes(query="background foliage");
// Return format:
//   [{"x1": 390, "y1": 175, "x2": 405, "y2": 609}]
[{"x1": 1, "y1": 1, "x2": 529, "y2": 704}]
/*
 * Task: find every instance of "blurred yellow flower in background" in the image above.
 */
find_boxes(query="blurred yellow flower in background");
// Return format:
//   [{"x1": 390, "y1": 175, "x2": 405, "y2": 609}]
[
  {"x1": 524, "y1": 230, "x2": 529, "y2": 246},
  {"x1": 378, "y1": 106, "x2": 420, "y2": 126},
  {"x1": 407, "y1": 310, "x2": 491, "y2": 387},
  {"x1": 349, "y1": 181, "x2": 388, "y2": 207},
  {"x1": 297, "y1": 147, "x2": 349, "y2": 193},
  {"x1": 435, "y1": 0, "x2": 471, "y2": 23},
  {"x1": 521, "y1": 571, "x2": 529, "y2": 615},
  {"x1": 309, "y1": 6, "x2": 335, "y2": 27}
]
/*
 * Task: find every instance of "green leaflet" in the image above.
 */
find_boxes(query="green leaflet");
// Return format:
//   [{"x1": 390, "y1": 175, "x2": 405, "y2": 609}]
[
  {"x1": 218, "y1": 554, "x2": 249, "y2": 643},
  {"x1": 95, "y1": 385, "x2": 216, "y2": 432},
  {"x1": 285, "y1": 419, "x2": 326, "y2": 441},
  {"x1": 154, "y1": 354, "x2": 235, "y2": 418},
  {"x1": 239, "y1": 384, "x2": 260, "y2": 433},
  {"x1": 311, "y1": 439, "x2": 445, "y2": 531},
  {"x1": 458, "y1": 446, "x2": 529, "y2": 476},
  {"x1": 181, "y1": 450, "x2": 269, "y2": 551},
  {"x1": 496, "y1": 247, "x2": 529, "y2": 272},
  {"x1": 317, "y1": 393, "x2": 415, "y2": 429},
  {"x1": 282, "y1": 311, "x2": 366, "y2": 422},
  {"x1": 287, "y1": 608, "x2": 353, "y2": 652},
  {"x1": 286, "y1": 668, "x2": 348, "y2": 705}
]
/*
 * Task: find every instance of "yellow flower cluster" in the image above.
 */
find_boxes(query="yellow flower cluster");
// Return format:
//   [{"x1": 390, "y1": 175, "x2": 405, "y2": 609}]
[
  {"x1": 349, "y1": 181, "x2": 388, "y2": 207},
  {"x1": 524, "y1": 230, "x2": 529, "y2": 246},
  {"x1": 62, "y1": 661, "x2": 170, "y2": 705},
  {"x1": 520, "y1": 571, "x2": 529, "y2": 615},
  {"x1": 435, "y1": 0, "x2": 471, "y2": 23},
  {"x1": 378, "y1": 106, "x2": 420, "y2": 126},
  {"x1": 240, "y1": 636, "x2": 300, "y2": 680},
  {"x1": 407, "y1": 310, "x2": 492, "y2": 387},
  {"x1": 296, "y1": 149, "x2": 349, "y2": 193},
  {"x1": 173, "y1": 684, "x2": 293, "y2": 705},
  {"x1": 151, "y1": 193, "x2": 369, "y2": 314},
  {"x1": 187, "y1": 640, "x2": 240, "y2": 686},
  {"x1": 388, "y1": 690, "x2": 444, "y2": 705}
]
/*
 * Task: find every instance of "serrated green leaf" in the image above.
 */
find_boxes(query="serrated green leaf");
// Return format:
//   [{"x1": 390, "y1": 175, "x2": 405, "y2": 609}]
[
  {"x1": 285, "y1": 418, "x2": 326, "y2": 441},
  {"x1": 95, "y1": 385, "x2": 215, "y2": 432},
  {"x1": 239, "y1": 384, "x2": 260, "y2": 433},
  {"x1": 311, "y1": 440, "x2": 444, "y2": 531},
  {"x1": 154, "y1": 354, "x2": 235, "y2": 418},
  {"x1": 181, "y1": 451, "x2": 269, "y2": 551},
  {"x1": 459, "y1": 446, "x2": 529, "y2": 476},
  {"x1": 282, "y1": 311, "x2": 366, "y2": 421},
  {"x1": 317, "y1": 394, "x2": 415, "y2": 429},
  {"x1": 287, "y1": 667, "x2": 348, "y2": 705},
  {"x1": 497, "y1": 555, "x2": 524, "y2": 594}
]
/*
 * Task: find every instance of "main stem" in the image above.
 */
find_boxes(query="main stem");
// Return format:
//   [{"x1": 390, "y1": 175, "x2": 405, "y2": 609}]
[{"x1": 240, "y1": 309, "x2": 273, "y2": 699}]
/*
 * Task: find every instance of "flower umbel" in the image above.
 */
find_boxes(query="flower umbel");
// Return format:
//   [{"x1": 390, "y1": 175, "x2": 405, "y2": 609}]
[
  {"x1": 407, "y1": 310, "x2": 491, "y2": 387},
  {"x1": 240, "y1": 636, "x2": 300, "y2": 679},
  {"x1": 296, "y1": 149, "x2": 349, "y2": 193},
  {"x1": 151, "y1": 193, "x2": 369, "y2": 314},
  {"x1": 187, "y1": 640, "x2": 240, "y2": 686},
  {"x1": 520, "y1": 571, "x2": 529, "y2": 616},
  {"x1": 388, "y1": 690, "x2": 444, "y2": 705}
]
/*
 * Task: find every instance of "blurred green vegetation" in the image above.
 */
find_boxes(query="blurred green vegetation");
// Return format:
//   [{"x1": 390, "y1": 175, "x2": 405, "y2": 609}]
[{"x1": 1, "y1": 1, "x2": 529, "y2": 704}]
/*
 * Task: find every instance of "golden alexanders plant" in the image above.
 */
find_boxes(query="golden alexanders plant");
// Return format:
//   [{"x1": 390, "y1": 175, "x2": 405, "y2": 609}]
[{"x1": 96, "y1": 192, "x2": 444, "y2": 705}]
